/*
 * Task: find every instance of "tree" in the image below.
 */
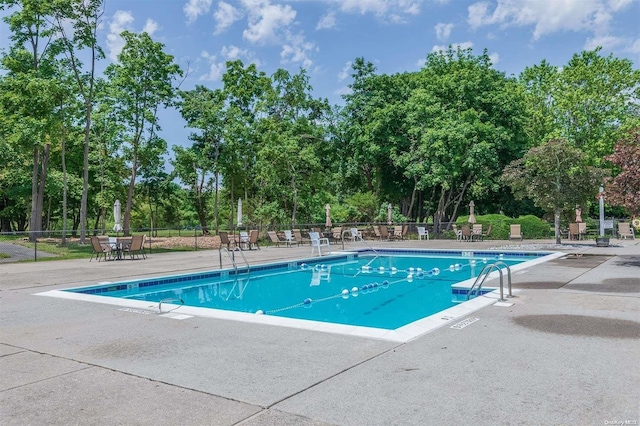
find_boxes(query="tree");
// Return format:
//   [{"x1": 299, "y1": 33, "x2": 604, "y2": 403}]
[
  {"x1": 602, "y1": 128, "x2": 640, "y2": 217},
  {"x1": 51, "y1": 0, "x2": 104, "y2": 243},
  {"x1": 104, "y1": 31, "x2": 182, "y2": 236},
  {"x1": 502, "y1": 138, "x2": 607, "y2": 244}
]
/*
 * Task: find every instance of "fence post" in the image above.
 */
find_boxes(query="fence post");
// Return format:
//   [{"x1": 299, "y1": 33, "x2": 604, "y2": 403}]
[
  {"x1": 194, "y1": 227, "x2": 198, "y2": 251},
  {"x1": 34, "y1": 237, "x2": 37, "y2": 262}
]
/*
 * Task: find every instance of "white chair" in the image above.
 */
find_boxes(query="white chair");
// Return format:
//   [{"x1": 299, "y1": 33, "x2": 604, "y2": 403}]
[
  {"x1": 417, "y1": 226, "x2": 429, "y2": 241},
  {"x1": 349, "y1": 227, "x2": 362, "y2": 242},
  {"x1": 239, "y1": 231, "x2": 249, "y2": 249},
  {"x1": 309, "y1": 232, "x2": 330, "y2": 256},
  {"x1": 283, "y1": 230, "x2": 296, "y2": 247}
]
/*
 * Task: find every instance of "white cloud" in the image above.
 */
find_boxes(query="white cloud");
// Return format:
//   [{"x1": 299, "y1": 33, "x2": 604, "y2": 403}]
[
  {"x1": 213, "y1": 1, "x2": 244, "y2": 35},
  {"x1": 339, "y1": 0, "x2": 422, "y2": 21},
  {"x1": 280, "y1": 31, "x2": 315, "y2": 68},
  {"x1": 435, "y1": 22, "x2": 454, "y2": 40},
  {"x1": 200, "y1": 50, "x2": 226, "y2": 81},
  {"x1": 316, "y1": 12, "x2": 337, "y2": 30},
  {"x1": 334, "y1": 86, "x2": 352, "y2": 96},
  {"x1": 241, "y1": 0, "x2": 296, "y2": 44},
  {"x1": 142, "y1": 19, "x2": 159, "y2": 36},
  {"x1": 338, "y1": 61, "x2": 352, "y2": 81},
  {"x1": 107, "y1": 10, "x2": 135, "y2": 61},
  {"x1": 584, "y1": 35, "x2": 625, "y2": 51},
  {"x1": 488, "y1": 52, "x2": 500, "y2": 65},
  {"x1": 184, "y1": 0, "x2": 212, "y2": 24},
  {"x1": 467, "y1": 0, "x2": 633, "y2": 41},
  {"x1": 221, "y1": 44, "x2": 262, "y2": 66},
  {"x1": 432, "y1": 41, "x2": 474, "y2": 52},
  {"x1": 628, "y1": 38, "x2": 640, "y2": 53},
  {"x1": 415, "y1": 57, "x2": 426, "y2": 67}
]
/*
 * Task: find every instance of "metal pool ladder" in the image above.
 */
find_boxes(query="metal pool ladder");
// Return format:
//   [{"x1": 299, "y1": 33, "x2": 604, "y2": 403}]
[
  {"x1": 219, "y1": 246, "x2": 250, "y2": 275},
  {"x1": 466, "y1": 261, "x2": 512, "y2": 302}
]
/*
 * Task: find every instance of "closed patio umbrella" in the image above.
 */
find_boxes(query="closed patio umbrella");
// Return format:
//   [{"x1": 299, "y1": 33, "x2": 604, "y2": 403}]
[
  {"x1": 468, "y1": 200, "x2": 476, "y2": 224},
  {"x1": 325, "y1": 204, "x2": 332, "y2": 228},
  {"x1": 113, "y1": 200, "x2": 123, "y2": 234},
  {"x1": 237, "y1": 198, "x2": 243, "y2": 227},
  {"x1": 387, "y1": 203, "x2": 393, "y2": 225}
]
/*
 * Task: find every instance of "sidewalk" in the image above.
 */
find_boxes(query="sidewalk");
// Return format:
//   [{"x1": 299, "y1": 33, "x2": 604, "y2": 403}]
[{"x1": 1, "y1": 238, "x2": 638, "y2": 425}]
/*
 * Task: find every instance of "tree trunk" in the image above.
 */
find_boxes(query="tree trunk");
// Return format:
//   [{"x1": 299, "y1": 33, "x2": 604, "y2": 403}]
[{"x1": 554, "y1": 208, "x2": 562, "y2": 244}]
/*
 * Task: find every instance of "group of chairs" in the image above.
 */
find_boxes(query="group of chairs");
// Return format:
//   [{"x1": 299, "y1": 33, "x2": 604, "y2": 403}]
[
  {"x1": 90, "y1": 234, "x2": 147, "y2": 262},
  {"x1": 451, "y1": 224, "x2": 496, "y2": 242},
  {"x1": 218, "y1": 230, "x2": 260, "y2": 251}
]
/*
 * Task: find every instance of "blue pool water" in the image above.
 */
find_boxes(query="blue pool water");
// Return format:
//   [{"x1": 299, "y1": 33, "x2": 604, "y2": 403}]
[{"x1": 65, "y1": 249, "x2": 551, "y2": 330}]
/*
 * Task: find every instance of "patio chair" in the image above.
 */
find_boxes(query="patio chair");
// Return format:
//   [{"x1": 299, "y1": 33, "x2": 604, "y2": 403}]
[
  {"x1": 578, "y1": 222, "x2": 587, "y2": 239},
  {"x1": 348, "y1": 227, "x2": 363, "y2": 242},
  {"x1": 124, "y1": 234, "x2": 146, "y2": 259},
  {"x1": 373, "y1": 225, "x2": 390, "y2": 241},
  {"x1": 482, "y1": 224, "x2": 493, "y2": 240},
  {"x1": 267, "y1": 231, "x2": 286, "y2": 247},
  {"x1": 218, "y1": 231, "x2": 234, "y2": 250},
  {"x1": 331, "y1": 227, "x2": 343, "y2": 244},
  {"x1": 471, "y1": 224, "x2": 483, "y2": 241},
  {"x1": 238, "y1": 231, "x2": 250, "y2": 249},
  {"x1": 391, "y1": 225, "x2": 404, "y2": 240},
  {"x1": 452, "y1": 224, "x2": 463, "y2": 241},
  {"x1": 309, "y1": 232, "x2": 330, "y2": 256},
  {"x1": 569, "y1": 223, "x2": 580, "y2": 240},
  {"x1": 617, "y1": 222, "x2": 635, "y2": 240},
  {"x1": 293, "y1": 229, "x2": 310, "y2": 245},
  {"x1": 509, "y1": 224, "x2": 523, "y2": 241},
  {"x1": 461, "y1": 225, "x2": 472, "y2": 242},
  {"x1": 90, "y1": 236, "x2": 112, "y2": 262},
  {"x1": 247, "y1": 230, "x2": 261, "y2": 250},
  {"x1": 283, "y1": 230, "x2": 297, "y2": 247},
  {"x1": 417, "y1": 226, "x2": 429, "y2": 241}
]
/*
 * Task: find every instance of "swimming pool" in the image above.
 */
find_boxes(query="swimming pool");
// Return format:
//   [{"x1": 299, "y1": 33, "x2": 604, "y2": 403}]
[{"x1": 40, "y1": 249, "x2": 561, "y2": 342}]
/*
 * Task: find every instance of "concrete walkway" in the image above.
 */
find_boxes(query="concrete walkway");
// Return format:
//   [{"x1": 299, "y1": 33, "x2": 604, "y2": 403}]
[{"x1": 1, "y1": 238, "x2": 638, "y2": 425}]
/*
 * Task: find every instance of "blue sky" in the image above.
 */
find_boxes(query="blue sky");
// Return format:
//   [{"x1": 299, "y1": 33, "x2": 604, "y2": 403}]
[{"x1": 2, "y1": 0, "x2": 640, "y2": 149}]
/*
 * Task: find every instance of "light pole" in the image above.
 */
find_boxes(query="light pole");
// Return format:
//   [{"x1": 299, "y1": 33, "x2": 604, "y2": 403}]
[{"x1": 599, "y1": 186, "x2": 605, "y2": 236}]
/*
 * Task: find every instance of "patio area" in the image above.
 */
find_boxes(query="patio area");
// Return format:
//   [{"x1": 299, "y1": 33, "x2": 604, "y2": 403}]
[{"x1": 1, "y1": 238, "x2": 638, "y2": 425}]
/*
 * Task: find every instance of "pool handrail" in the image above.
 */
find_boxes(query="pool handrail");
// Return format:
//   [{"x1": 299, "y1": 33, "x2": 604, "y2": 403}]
[{"x1": 467, "y1": 261, "x2": 512, "y2": 301}]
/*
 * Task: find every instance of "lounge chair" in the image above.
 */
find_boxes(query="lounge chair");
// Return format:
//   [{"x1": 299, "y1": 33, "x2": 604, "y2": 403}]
[
  {"x1": 509, "y1": 224, "x2": 523, "y2": 241},
  {"x1": 267, "y1": 231, "x2": 286, "y2": 247},
  {"x1": 617, "y1": 222, "x2": 635, "y2": 239},
  {"x1": 247, "y1": 230, "x2": 260, "y2": 250},
  {"x1": 124, "y1": 234, "x2": 146, "y2": 259},
  {"x1": 90, "y1": 235, "x2": 112, "y2": 262},
  {"x1": 293, "y1": 229, "x2": 310, "y2": 245},
  {"x1": 309, "y1": 232, "x2": 330, "y2": 256},
  {"x1": 417, "y1": 226, "x2": 429, "y2": 241}
]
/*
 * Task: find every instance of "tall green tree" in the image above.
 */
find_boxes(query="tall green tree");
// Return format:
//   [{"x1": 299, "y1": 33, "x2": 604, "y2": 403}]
[
  {"x1": 51, "y1": 0, "x2": 104, "y2": 242},
  {"x1": 178, "y1": 86, "x2": 226, "y2": 232},
  {"x1": 502, "y1": 138, "x2": 607, "y2": 243},
  {"x1": 104, "y1": 31, "x2": 182, "y2": 235}
]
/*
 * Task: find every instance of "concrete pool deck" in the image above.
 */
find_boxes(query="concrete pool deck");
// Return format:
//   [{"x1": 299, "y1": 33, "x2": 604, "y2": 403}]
[{"x1": 1, "y1": 238, "x2": 638, "y2": 425}]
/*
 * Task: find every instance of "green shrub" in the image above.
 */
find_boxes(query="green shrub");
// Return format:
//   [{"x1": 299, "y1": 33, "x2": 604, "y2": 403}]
[{"x1": 456, "y1": 213, "x2": 551, "y2": 239}]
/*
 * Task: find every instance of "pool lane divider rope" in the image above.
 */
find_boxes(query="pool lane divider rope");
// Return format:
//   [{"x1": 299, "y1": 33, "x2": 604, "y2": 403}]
[{"x1": 257, "y1": 255, "x2": 506, "y2": 315}]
